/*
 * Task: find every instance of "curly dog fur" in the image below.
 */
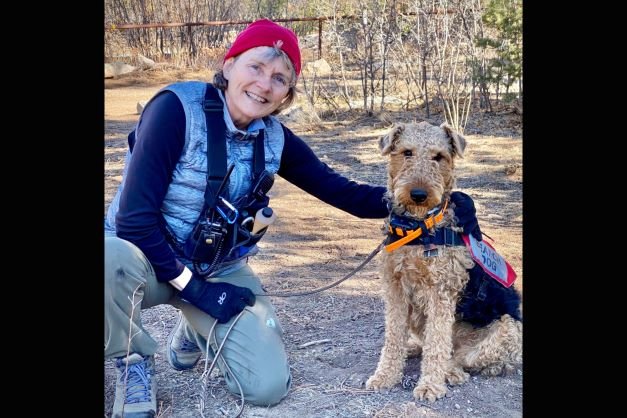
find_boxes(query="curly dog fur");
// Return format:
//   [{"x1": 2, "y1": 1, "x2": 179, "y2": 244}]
[{"x1": 366, "y1": 122, "x2": 522, "y2": 402}]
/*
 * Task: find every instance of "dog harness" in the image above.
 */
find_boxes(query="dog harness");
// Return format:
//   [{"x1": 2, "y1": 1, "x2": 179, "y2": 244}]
[
  {"x1": 383, "y1": 199, "x2": 522, "y2": 327},
  {"x1": 384, "y1": 199, "x2": 465, "y2": 255},
  {"x1": 383, "y1": 198, "x2": 522, "y2": 327}
]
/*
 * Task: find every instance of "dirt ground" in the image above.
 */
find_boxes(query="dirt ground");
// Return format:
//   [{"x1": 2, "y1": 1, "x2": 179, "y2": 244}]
[{"x1": 104, "y1": 69, "x2": 522, "y2": 417}]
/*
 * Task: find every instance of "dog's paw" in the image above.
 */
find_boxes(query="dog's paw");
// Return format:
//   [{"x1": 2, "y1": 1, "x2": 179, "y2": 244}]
[
  {"x1": 366, "y1": 373, "x2": 397, "y2": 391},
  {"x1": 445, "y1": 366, "x2": 469, "y2": 385},
  {"x1": 479, "y1": 363, "x2": 507, "y2": 376},
  {"x1": 480, "y1": 363, "x2": 516, "y2": 376},
  {"x1": 413, "y1": 382, "x2": 448, "y2": 402}
]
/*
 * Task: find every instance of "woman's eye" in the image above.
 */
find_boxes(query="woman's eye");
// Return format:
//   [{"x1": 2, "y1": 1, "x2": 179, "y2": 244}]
[
  {"x1": 433, "y1": 153, "x2": 443, "y2": 162},
  {"x1": 273, "y1": 75, "x2": 287, "y2": 86},
  {"x1": 403, "y1": 150, "x2": 413, "y2": 157}
]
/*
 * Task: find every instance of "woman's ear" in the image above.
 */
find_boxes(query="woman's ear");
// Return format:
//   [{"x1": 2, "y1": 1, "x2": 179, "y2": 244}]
[{"x1": 222, "y1": 58, "x2": 235, "y2": 80}]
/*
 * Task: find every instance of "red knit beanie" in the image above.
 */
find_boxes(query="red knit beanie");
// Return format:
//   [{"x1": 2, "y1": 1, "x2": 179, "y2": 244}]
[{"x1": 224, "y1": 19, "x2": 301, "y2": 77}]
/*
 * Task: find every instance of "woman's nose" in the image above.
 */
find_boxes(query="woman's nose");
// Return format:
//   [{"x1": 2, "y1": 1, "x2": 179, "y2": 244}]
[{"x1": 256, "y1": 73, "x2": 272, "y2": 91}]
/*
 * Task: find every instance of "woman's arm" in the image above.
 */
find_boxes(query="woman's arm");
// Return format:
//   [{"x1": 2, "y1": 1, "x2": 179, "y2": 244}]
[{"x1": 278, "y1": 125, "x2": 388, "y2": 219}]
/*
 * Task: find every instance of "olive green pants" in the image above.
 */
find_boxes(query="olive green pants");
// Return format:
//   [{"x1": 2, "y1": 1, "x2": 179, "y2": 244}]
[{"x1": 104, "y1": 236, "x2": 291, "y2": 406}]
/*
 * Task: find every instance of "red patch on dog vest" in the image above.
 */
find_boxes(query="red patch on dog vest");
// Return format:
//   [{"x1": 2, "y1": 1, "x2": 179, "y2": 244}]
[{"x1": 462, "y1": 235, "x2": 517, "y2": 288}]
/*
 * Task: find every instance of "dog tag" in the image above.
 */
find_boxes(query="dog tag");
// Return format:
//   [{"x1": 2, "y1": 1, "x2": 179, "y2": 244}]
[{"x1": 462, "y1": 234, "x2": 517, "y2": 287}]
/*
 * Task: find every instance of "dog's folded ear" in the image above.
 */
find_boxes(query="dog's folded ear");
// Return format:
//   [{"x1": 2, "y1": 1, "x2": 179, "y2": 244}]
[
  {"x1": 379, "y1": 123, "x2": 405, "y2": 155},
  {"x1": 440, "y1": 123, "x2": 466, "y2": 158}
]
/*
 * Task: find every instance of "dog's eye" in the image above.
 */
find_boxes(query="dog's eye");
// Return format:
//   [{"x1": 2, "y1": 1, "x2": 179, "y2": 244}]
[
  {"x1": 433, "y1": 153, "x2": 444, "y2": 162},
  {"x1": 403, "y1": 150, "x2": 413, "y2": 157}
]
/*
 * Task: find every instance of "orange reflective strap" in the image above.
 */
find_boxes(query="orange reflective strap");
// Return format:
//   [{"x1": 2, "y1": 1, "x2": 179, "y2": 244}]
[{"x1": 385, "y1": 227, "x2": 423, "y2": 252}]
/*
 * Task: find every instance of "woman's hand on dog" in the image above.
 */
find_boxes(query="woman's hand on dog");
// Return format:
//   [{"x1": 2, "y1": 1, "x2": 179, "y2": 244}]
[{"x1": 450, "y1": 191, "x2": 482, "y2": 241}]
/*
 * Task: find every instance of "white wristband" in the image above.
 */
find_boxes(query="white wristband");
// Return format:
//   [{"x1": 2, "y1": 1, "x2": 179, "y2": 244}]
[{"x1": 169, "y1": 267, "x2": 192, "y2": 291}]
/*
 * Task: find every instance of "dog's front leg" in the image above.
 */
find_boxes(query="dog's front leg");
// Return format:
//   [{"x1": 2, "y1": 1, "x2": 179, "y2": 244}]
[
  {"x1": 366, "y1": 270, "x2": 410, "y2": 391},
  {"x1": 413, "y1": 291, "x2": 457, "y2": 402}
]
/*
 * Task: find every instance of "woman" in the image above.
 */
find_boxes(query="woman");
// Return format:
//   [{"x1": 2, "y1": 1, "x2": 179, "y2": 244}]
[{"x1": 104, "y1": 19, "x2": 479, "y2": 416}]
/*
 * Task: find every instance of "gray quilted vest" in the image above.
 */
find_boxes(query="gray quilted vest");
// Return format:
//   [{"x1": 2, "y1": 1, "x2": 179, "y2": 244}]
[{"x1": 105, "y1": 81, "x2": 285, "y2": 274}]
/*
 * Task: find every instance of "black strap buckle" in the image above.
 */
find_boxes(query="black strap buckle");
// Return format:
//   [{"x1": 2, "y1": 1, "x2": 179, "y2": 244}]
[
  {"x1": 207, "y1": 175, "x2": 225, "y2": 183},
  {"x1": 443, "y1": 228, "x2": 454, "y2": 246},
  {"x1": 423, "y1": 246, "x2": 439, "y2": 257}
]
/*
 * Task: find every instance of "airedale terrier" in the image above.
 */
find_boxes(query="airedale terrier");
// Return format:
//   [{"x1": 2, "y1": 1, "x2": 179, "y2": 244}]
[{"x1": 366, "y1": 121, "x2": 522, "y2": 402}]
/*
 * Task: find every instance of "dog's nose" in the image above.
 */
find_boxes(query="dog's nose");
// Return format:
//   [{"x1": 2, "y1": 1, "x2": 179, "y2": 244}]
[{"x1": 410, "y1": 189, "x2": 428, "y2": 203}]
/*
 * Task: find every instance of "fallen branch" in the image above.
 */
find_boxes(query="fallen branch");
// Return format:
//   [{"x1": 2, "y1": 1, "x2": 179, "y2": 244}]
[{"x1": 298, "y1": 339, "x2": 332, "y2": 349}]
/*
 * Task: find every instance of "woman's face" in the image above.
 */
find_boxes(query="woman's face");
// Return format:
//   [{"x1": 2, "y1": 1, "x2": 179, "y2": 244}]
[{"x1": 223, "y1": 46, "x2": 293, "y2": 130}]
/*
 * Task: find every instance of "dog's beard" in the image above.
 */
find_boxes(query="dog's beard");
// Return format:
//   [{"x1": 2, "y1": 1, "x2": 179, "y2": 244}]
[
  {"x1": 392, "y1": 199, "x2": 429, "y2": 218},
  {"x1": 394, "y1": 189, "x2": 443, "y2": 219}
]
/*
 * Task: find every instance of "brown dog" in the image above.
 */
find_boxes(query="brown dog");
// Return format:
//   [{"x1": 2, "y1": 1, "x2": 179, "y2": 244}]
[{"x1": 366, "y1": 122, "x2": 522, "y2": 402}]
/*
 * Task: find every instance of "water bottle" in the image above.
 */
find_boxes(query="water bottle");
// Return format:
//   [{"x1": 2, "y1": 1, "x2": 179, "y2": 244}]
[{"x1": 252, "y1": 207, "x2": 276, "y2": 234}]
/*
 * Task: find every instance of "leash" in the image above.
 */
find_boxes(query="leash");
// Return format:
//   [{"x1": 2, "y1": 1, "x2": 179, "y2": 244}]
[
  {"x1": 256, "y1": 239, "x2": 386, "y2": 297},
  {"x1": 196, "y1": 239, "x2": 385, "y2": 417}
]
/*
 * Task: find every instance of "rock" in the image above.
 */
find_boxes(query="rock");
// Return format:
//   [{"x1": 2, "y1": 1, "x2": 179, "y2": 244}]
[
  {"x1": 104, "y1": 62, "x2": 136, "y2": 78},
  {"x1": 303, "y1": 58, "x2": 332, "y2": 76},
  {"x1": 137, "y1": 54, "x2": 155, "y2": 69},
  {"x1": 137, "y1": 101, "x2": 148, "y2": 114},
  {"x1": 279, "y1": 102, "x2": 321, "y2": 126},
  {"x1": 504, "y1": 163, "x2": 519, "y2": 175}
]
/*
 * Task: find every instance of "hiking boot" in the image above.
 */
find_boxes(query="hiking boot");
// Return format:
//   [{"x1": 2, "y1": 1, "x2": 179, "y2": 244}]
[
  {"x1": 167, "y1": 312, "x2": 202, "y2": 370},
  {"x1": 113, "y1": 353, "x2": 157, "y2": 417}
]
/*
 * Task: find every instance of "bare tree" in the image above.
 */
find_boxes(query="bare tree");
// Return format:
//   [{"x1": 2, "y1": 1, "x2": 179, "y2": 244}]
[
  {"x1": 105, "y1": 0, "x2": 520, "y2": 122},
  {"x1": 328, "y1": 0, "x2": 354, "y2": 109},
  {"x1": 404, "y1": 0, "x2": 479, "y2": 133},
  {"x1": 105, "y1": 0, "x2": 241, "y2": 67}
]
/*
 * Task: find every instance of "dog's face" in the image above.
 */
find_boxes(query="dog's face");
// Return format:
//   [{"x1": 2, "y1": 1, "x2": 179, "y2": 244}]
[{"x1": 380, "y1": 121, "x2": 466, "y2": 217}]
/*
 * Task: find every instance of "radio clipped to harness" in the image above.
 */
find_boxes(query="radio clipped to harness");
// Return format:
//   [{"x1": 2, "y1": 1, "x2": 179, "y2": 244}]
[
  {"x1": 183, "y1": 164, "x2": 235, "y2": 268},
  {"x1": 183, "y1": 164, "x2": 277, "y2": 275},
  {"x1": 250, "y1": 170, "x2": 274, "y2": 203},
  {"x1": 237, "y1": 169, "x2": 275, "y2": 232},
  {"x1": 185, "y1": 218, "x2": 227, "y2": 262}
]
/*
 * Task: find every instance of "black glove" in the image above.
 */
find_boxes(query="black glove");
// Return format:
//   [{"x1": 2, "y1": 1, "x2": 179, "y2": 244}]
[
  {"x1": 179, "y1": 276, "x2": 256, "y2": 323},
  {"x1": 450, "y1": 191, "x2": 482, "y2": 241}
]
